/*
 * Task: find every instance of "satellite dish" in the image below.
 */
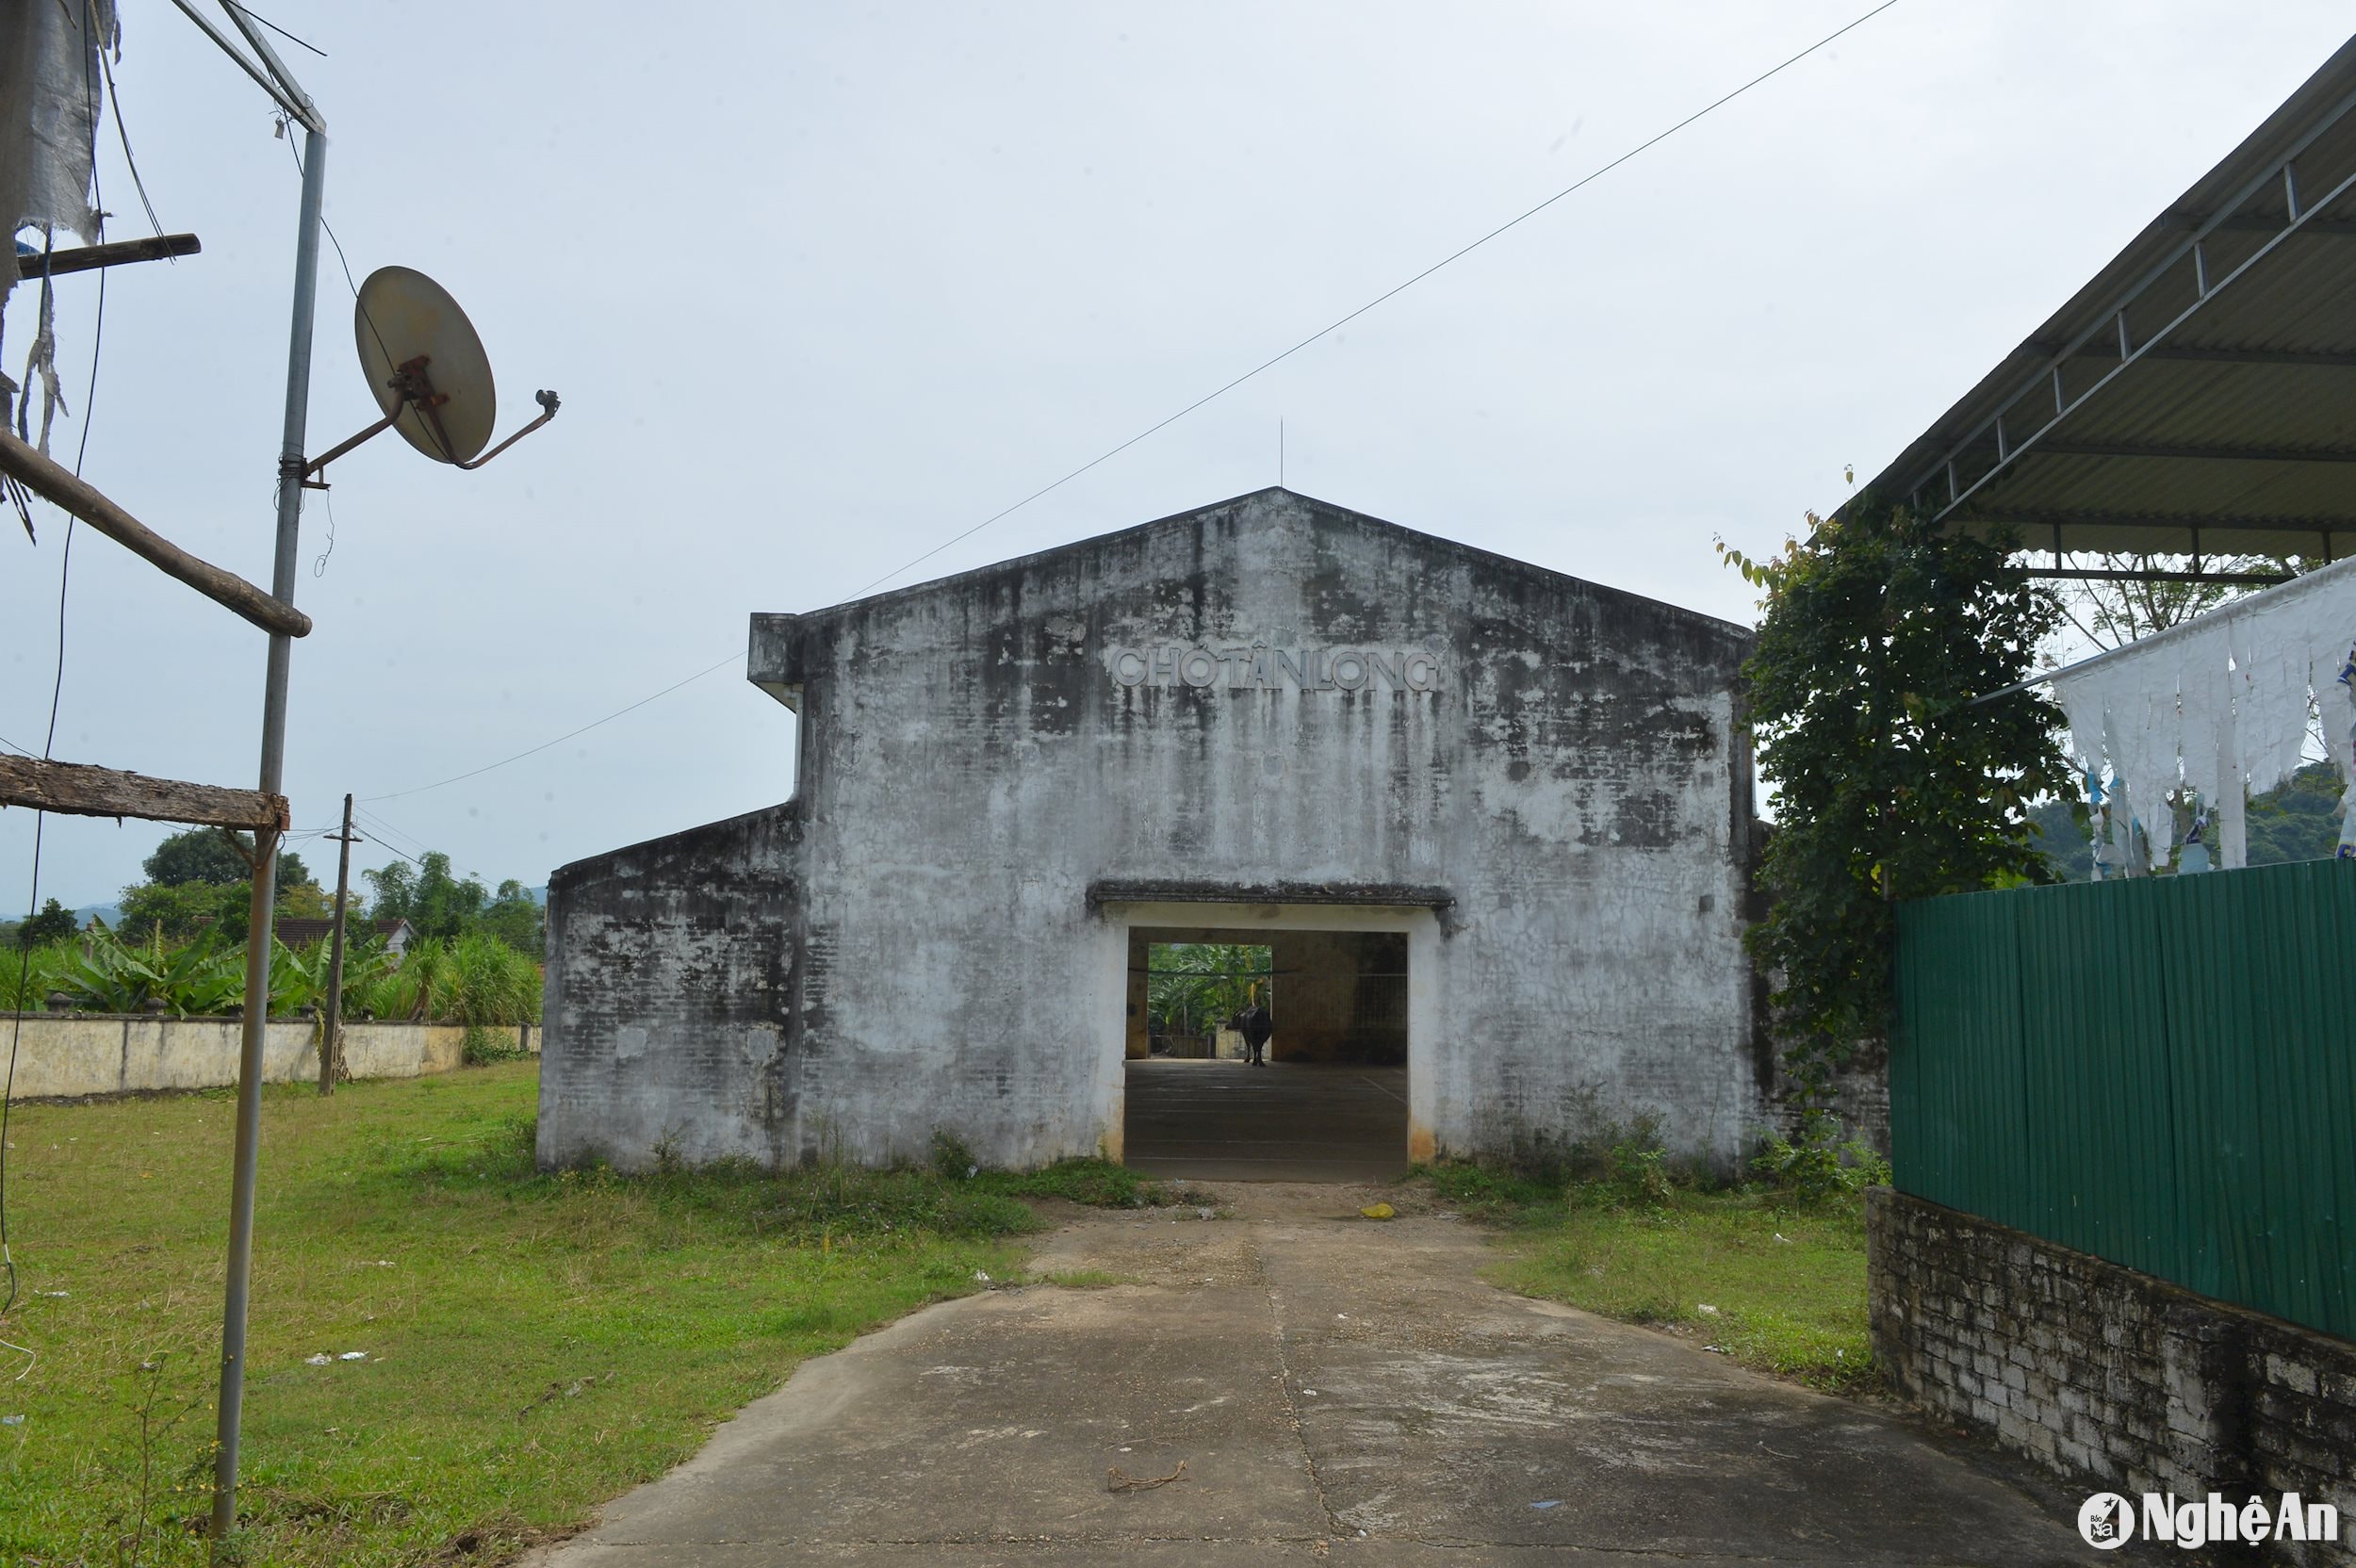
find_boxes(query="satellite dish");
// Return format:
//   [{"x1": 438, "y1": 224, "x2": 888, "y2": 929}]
[
  {"x1": 354, "y1": 266, "x2": 497, "y2": 464},
  {"x1": 299, "y1": 265, "x2": 559, "y2": 484}
]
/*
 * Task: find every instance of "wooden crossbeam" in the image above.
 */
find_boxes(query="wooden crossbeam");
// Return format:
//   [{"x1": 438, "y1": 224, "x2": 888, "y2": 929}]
[
  {"x1": 0, "y1": 755, "x2": 287, "y2": 832},
  {"x1": 0, "y1": 429, "x2": 311, "y2": 638},
  {"x1": 14, "y1": 233, "x2": 201, "y2": 280}
]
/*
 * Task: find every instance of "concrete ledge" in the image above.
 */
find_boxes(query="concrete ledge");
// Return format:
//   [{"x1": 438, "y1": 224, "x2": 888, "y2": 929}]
[
  {"x1": 1089, "y1": 878, "x2": 1456, "y2": 910},
  {"x1": 0, "y1": 1014, "x2": 530, "y2": 1097},
  {"x1": 1869, "y1": 1187, "x2": 2356, "y2": 1562}
]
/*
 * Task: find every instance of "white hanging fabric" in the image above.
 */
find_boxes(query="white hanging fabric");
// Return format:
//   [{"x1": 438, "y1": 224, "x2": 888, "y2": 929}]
[
  {"x1": 0, "y1": 0, "x2": 118, "y2": 440},
  {"x1": 2048, "y1": 555, "x2": 2356, "y2": 870}
]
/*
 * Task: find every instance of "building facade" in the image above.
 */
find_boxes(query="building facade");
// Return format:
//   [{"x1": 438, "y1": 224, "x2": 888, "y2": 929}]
[{"x1": 539, "y1": 489, "x2": 1774, "y2": 1173}]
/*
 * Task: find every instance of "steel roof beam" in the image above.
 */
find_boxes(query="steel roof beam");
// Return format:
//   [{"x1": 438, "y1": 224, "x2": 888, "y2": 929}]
[
  {"x1": 2061, "y1": 344, "x2": 2356, "y2": 368},
  {"x1": 1977, "y1": 511, "x2": 2355, "y2": 533},
  {"x1": 2023, "y1": 565, "x2": 2294, "y2": 585},
  {"x1": 2206, "y1": 214, "x2": 2356, "y2": 237},
  {"x1": 2028, "y1": 440, "x2": 2356, "y2": 464},
  {"x1": 1905, "y1": 81, "x2": 2356, "y2": 521}
]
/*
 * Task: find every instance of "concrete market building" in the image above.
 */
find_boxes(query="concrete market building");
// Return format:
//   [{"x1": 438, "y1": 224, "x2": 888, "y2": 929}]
[{"x1": 538, "y1": 488, "x2": 1774, "y2": 1177}]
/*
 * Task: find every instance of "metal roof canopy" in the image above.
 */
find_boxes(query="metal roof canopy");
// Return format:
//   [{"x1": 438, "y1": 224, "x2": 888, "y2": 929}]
[{"x1": 1856, "y1": 33, "x2": 2356, "y2": 581}]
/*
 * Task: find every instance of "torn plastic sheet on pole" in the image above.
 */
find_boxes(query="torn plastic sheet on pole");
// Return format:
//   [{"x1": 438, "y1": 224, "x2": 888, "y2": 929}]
[
  {"x1": 0, "y1": 0, "x2": 118, "y2": 434},
  {"x1": 2051, "y1": 556, "x2": 2356, "y2": 862}
]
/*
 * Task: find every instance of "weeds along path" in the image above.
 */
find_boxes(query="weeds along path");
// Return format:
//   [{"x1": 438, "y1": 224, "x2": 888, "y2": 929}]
[{"x1": 532, "y1": 1181, "x2": 2097, "y2": 1566}]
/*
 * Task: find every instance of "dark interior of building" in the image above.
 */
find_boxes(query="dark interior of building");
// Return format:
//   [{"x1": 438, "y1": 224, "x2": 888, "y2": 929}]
[{"x1": 1122, "y1": 926, "x2": 1409, "y2": 1181}]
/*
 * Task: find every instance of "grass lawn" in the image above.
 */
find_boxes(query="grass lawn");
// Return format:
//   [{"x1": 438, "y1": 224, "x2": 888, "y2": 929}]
[
  {"x1": 1420, "y1": 1165, "x2": 1877, "y2": 1395},
  {"x1": 0, "y1": 1062, "x2": 1173, "y2": 1565}
]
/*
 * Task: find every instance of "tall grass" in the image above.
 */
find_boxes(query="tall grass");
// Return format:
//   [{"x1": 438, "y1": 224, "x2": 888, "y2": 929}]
[
  {"x1": 344, "y1": 933, "x2": 540, "y2": 1027},
  {"x1": 6, "y1": 927, "x2": 539, "y2": 1025},
  {"x1": 4, "y1": 939, "x2": 79, "y2": 1009}
]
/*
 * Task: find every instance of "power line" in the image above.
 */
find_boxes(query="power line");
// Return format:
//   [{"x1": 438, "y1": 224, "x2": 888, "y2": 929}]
[
  {"x1": 360, "y1": 652, "x2": 740, "y2": 803},
  {"x1": 99, "y1": 43, "x2": 165, "y2": 240},
  {"x1": 352, "y1": 804, "x2": 497, "y2": 890},
  {"x1": 845, "y1": 0, "x2": 1901, "y2": 597},
  {"x1": 223, "y1": 1, "x2": 326, "y2": 58},
  {"x1": 283, "y1": 128, "x2": 401, "y2": 410},
  {"x1": 3, "y1": 123, "x2": 114, "y2": 1331},
  {"x1": 350, "y1": 1, "x2": 1899, "y2": 808}
]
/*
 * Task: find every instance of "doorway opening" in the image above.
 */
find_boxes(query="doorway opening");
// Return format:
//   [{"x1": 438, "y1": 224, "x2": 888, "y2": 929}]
[{"x1": 1122, "y1": 924, "x2": 1409, "y2": 1181}]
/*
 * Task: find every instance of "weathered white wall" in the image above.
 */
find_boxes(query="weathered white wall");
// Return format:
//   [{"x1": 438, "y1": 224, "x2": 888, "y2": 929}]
[
  {"x1": 537, "y1": 806, "x2": 800, "y2": 1171},
  {"x1": 0, "y1": 1015, "x2": 499, "y2": 1097},
  {"x1": 543, "y1": 489, "x2": 1766, "y2": 1173}
]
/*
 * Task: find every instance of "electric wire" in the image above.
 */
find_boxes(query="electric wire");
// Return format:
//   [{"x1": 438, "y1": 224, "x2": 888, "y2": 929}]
[
  {"x1": 351, "y1": 804, "x2": 494, "y2": 890},
  {"x1": 99, "y1": 42, "x2": 165, "y2": 241},
  {"x1": 283, "y1": 130, "x2": 442, "y2": 466},
  {"x1": 351, "y1": 0, "x2": 1900, "y2": 808},
  {"x1": 359, "y1": 653, "x2": 741, "y2": 803},
  {"x1": 222, "y1": 1, "x2": 326, "y2": 58},
  {"x1": 2, "y1": 199, "x2": 109, "y2": 1341},
  {"x1": 844, "y1": 0, "x2": 1900, "y2": 598}
]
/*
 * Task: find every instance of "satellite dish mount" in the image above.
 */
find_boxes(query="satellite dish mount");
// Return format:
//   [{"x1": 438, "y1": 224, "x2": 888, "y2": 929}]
[{"x1": 298, "y1": 266, "x2": 559, "y2": 487}]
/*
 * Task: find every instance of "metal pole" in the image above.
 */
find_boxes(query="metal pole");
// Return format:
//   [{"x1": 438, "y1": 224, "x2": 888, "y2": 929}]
[
  {"x1": 319, "y1": 793, "x2": 356, "y2": 1095},
  {"x1": 211, "y1": 122, "x2": 326, "y2": 1551}
]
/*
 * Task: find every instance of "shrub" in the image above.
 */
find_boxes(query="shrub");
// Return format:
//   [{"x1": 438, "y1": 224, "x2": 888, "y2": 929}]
[
  {"x1": 1751, "y1": 1110, "x2": 1890, "y2": 1204},
  {"x1": 463, "y1": 1023, "x2": 532, "y2": 1066},
  {"x1": 1607, "y1": 1117, "x2": 1675, "y2": 1209},
  {"x1": 347, "y1": 933, "x2": 539, "y2": 1026},
  {"x1": 929, "y1": 1129, "x2": 977, "y2": 1181}
]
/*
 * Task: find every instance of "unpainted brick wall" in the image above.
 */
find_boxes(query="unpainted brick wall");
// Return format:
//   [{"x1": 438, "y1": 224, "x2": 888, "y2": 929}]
[{"x1": 1869, "y1": 1188, "x2": 2356, "y2": 1563}]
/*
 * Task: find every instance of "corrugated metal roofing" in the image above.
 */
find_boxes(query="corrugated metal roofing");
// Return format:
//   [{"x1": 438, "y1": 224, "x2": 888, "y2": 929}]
[{"x1": 1855, "y1": 34, "x2": 2356, "y2": 564}]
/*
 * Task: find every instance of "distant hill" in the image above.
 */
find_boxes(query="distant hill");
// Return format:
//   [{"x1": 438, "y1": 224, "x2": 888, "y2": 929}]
[
  {"x1": 74, "y1": 903, "x2": 123, "y2": 930},
  {"x1": 2030, "y1": 761, "x2": 2347, "y2": 878}
]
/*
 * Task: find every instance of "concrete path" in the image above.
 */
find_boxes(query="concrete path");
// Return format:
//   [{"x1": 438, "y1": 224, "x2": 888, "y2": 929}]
[
  {"x1": 532, "y1": 1184, "x2": 2100, "y2": 1566},
  {"x1": 1124, "y1": 1060, "x2": 1409, "y2": 1183}
]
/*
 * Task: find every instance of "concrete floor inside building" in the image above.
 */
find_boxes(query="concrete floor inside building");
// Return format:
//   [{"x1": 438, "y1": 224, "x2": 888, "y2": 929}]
[{"x1": 1123, "y1": 1059, "x2": 1410, "y2": 1182}]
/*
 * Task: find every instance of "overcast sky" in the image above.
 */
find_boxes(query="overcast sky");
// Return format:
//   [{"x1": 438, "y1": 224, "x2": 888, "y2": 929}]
[{"x1": 4, "y1": 1, "x2": 2349, "y2": 912}]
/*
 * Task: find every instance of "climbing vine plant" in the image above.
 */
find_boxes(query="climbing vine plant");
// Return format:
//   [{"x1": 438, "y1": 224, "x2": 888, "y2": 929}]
[{"x1": 1721, "y1": 497, "x2": 2072, "y2": 1094}]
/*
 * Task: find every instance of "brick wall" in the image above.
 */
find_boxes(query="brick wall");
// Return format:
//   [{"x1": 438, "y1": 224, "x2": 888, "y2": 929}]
[{"x1": 1869, "y1": 1187, "x2": 2355, "y2": 1562}]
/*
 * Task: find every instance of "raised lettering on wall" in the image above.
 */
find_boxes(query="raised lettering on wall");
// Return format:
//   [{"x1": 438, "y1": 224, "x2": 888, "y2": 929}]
[{"x1": 1104, "y1": 645, "x2": 1441, "y2": 694}]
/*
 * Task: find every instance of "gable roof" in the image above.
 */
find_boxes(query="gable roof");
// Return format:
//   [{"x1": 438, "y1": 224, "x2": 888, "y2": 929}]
[
  {"x1": 273, "y1": 917, "x2": 411, "y2": 948},
  {"x1": 756, "y1": 487, "x2": 1750, "y2": 643}
]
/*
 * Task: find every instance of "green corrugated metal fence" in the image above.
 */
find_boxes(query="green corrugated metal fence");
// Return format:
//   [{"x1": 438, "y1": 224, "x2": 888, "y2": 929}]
[{"x1": 1891, "y1": 858, "x2": 2356, "y2": 1341}]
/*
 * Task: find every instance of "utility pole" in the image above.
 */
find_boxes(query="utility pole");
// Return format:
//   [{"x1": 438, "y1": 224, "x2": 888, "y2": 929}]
[
  {"x1": 319, "y1": 794, "x2": 359, "y2": 1096},
  {"x1": 206, "y1": 10, "x2": 326, "y2": 1543}
]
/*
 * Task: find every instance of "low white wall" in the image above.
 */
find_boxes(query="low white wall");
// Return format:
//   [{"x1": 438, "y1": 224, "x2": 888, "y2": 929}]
[{"x1": 0, "y1": 1015, "x2": 535, "y2": 1098}]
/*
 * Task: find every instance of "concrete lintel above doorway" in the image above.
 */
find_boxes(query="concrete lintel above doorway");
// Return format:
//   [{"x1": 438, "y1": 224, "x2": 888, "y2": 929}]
[{"x1": 1088, "y1": 878, "x2": 1455, "y2": 912}]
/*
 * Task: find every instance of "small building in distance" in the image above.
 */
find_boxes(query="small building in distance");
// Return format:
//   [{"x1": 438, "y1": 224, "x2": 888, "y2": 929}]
[
  {"x1": 274, "y1": 916, "x2": 414, "y2": 960},
  {"x1": 540, "y1": 489, "x2": 1772, "y2": 1175}
]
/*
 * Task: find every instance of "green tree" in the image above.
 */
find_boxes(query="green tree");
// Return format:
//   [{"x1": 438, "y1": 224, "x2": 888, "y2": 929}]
[
  {"x1": 1724, "y1": 498, "x2": 2070, "y2": 1094},
  {"x1": 365, "y1": 852, "x2": 489, "y2": 943},
  {"x1": 140, "y1": 828, "x2": 311, "y2": 890},
  {"x1": 12, "y1": 897, "x2": 78, "y2": 949},
  {"x1": 119, "y1": 829, "x2": 322, "y2": 942},
  {"x1": 118, "y1": 880, "x2": 248, "y2": 942},
  {"x1": 141, "y1": 828, "x2": 250, "y2": 886},
  {"x1": 2246, "y1": 761, "x2": 2348, "y2": 866},
  {"x1": 1146, "y1": 943, "x2": 1269, "y2": 1038},
  {"x1": 2026, "y1": 797, "x2": 2093, "y2": 882},
  {"x1": 477, "y1": 879, "x2": 546, "y2": 958}
]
